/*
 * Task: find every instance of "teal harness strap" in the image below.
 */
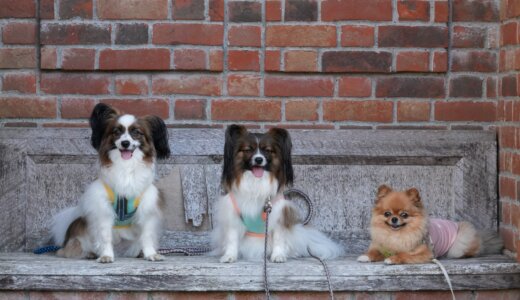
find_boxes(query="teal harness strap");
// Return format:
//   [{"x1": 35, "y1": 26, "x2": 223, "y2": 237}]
[
  {"x1": 102, "y1": 183, "x2": 141, "y2": 227},
  {"x1": 241, "y1": 214, "x2": 267, "y2": 235}
]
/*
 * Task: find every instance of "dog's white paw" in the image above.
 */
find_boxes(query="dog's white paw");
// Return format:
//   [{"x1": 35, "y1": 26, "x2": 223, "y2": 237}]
[
  {"x1": 357, "y1": 255, "x2": 370, "y2": 263},
  {"x1": 145, "y1": 254, "x2": 164, "y2": 262},
  {"x1": 96, "y1": 255, "x2": 114, "y2": 263},
  {"x1": 384, "y1": 258, "x2": 395, "y2": 265},
  {"x1": 270, "y1": 253, "x2": 287, "y2": 263},
  {"x1": 220, "y1": 254, "x2": 237, "y2": 263}
]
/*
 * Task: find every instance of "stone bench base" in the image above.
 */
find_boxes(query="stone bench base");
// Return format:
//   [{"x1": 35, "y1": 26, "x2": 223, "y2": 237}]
[{"x1": 1, "y1": 253, "x2": 519, "y2": 293}]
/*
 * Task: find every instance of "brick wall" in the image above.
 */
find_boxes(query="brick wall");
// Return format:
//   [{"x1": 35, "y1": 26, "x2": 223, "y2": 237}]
[
  {"x1": 499, "y1": 0, "x2": 520, "y2": 262},
  {"x1": 0, "y1": 0, "x2": 517, "y2": 261}
]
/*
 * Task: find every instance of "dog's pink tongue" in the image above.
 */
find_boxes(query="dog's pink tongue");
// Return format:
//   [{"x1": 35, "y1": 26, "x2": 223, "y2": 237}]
[
  {"x1": 120, "y1": 150, "x2": 133, "y2": 160},
  {"x1": 252, "y1": 166, "x2": 264, "y2": 178}
]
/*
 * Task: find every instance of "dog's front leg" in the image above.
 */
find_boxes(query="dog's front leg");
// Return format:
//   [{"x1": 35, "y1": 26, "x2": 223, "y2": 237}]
[
  {"x1": 94, "y1": 219, "x2": 115, "y2": 263},
  {"x1": 139, "y1": 218, "x2": 163, "y2": 261},
  {"x1": 220, "y1": 227, "x2": 239, "y2": 263},
  {"x1": 270, "y1": 227, "x2": 288, "y2": 263}
]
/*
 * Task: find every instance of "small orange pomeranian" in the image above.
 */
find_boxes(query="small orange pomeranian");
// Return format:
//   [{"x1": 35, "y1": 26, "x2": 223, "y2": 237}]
[{"x1": 357, "y1": 185, "x2": 503, "y2": 264}]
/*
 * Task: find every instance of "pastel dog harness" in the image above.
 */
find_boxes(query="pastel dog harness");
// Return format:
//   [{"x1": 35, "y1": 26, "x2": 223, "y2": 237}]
[
  {"x1": 428, "y1": 218, "x2": 459, "y2": 258},
  {"x1": 229, "y1": 193, "x2": 281, "y2": 238},
  {"x1": 102, "y1": 183, "x2": 142, "y2": 228}
]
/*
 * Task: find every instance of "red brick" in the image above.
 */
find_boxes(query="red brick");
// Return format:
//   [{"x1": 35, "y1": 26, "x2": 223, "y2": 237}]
[
  {"x1": 379, "y1": 26, "x2": 448, "y2": 48},
  {"x1": 434, "y1": 1, "x2": 448, "y2": 22},
  {"x1": 41, "y1": 73, "x2": 110, "y2": 95},
  {"x1": 502, "y1": 200, "x2": 512, "y2": 225},
  {"x1": 115, "y1": 75, "x2": 149, "y2": 95},
  {"x1": 395, "y1": 291, "x2": 473, "y2": 300},
  {"x1": 506, "y1": 0, "x2": 520, "y2": 18},
  {"x1": 42, "y1": 122, "x2": 89, "y2": 128},
  {"x1": 341, "y1": 26, "x2": 374, "y2": 47},
  {"x1": 61, "y1": 98, "x2": 96, "y2": 118},
  {"x1": 101, "y1": 99, "x2": 169, "y2": 118},
  {"x1": 227, "y1": 74, "x2": 261, "y2": 96},
  {"x1": 500, "y1": 126, "x2": 517, "y2": 149},
  {"x1": 209, "y1": 0, "x2": 224, "y2": 21},
  {"x1": 265, "y1": 50, "x2": 281, "y2": 72},
  {"x1": 2, "y1": 22, "x2": 37, "y2": 45},
  {"x1": 40, "y1": 0, "x2": 55, "y2": 19},
  {"x1": 41, "y1": 47, "x2": 57, "y2": 69},
  {"x1": 97, "y1": 0, "x2": 168, "y2": 19},
  {"x1": 512, "y1": 204, "x2": 520, "y2": 229},
  {"x1": 398, "y1": 0, "x2": 430, "y2": 21},
  {"x1": 40, "y1": 24, "x2": 111, "y2": 45},
  {"x1": 435, "y1": 101, "x2": 496, "y2": 121},
  {"x1": 451, "y1": 51, "x2": 497, "y2": 72},
  {"x1": 432, "y1": 51, "x2": 448, "y2": 72},
  {"x1": 265, "y1": 76, "x2": 334, "y2": 97},
  {"x1": 501, "y1": 22, "x2": 518, "y2": 46},
  {"x1": 285, "y1": 0, "x2": 318, "y2": 21},
  {"x1": 338, "y1": 77, "x2": 371, "y2": 97},
  {"x1": 513, "y1": 153, "x2": 520, "y2": 176},
  {"x1": 150, "y1": 292, "x2": 228, "y2": 300},
  {"x1": 153, "y1": 74, "x2": 222, "y2": 96},
  {"x1": 266, "y1": 25, "x2": 336, "y2": 47},
  {"x1": 284, "y1": 51, "x2": 318, "y2": 72},
  {"x1": 0, "y1": 0, "x2": 35, "y2": 18},
  {"x1": 153, "y1": 24, "x2": 223, "y2": 46},
  {"x1": 228, "y1": 25, "x2": 261, "y2": 47},
  {"x1": 453, "y1": 0, "x2": 498, "y2": 22},
  {"x1": 322, "y1": 0, "x2": 392, "y2": 21},
  {"x1": 62, "y1": 48, "x2": 95, "y2": 70},
  {"x1": 115, "y1": 23, "x2": 148, "y2": 45},
  {"x1": 3, "y1": 122, "x2": 38, "y2": 127},
  {"x1": 212, "y1": 100, "x2": 281, "y2": 121},
  {"x1": 209, "y1": 49, "x2": 223, "y2": 71},
  {"x1": 500, "y1": 176, "x2": 517, "y2": 200},
  {"x1": 60, "y1": 0, "x2": 93, "y2": 19},
  {"x1": 322, "y1": 51, "x2": 392, "y2": 73},
  {"x1": 376, "y1": 77, "x2": 445, "y2": 98},
  {"x1": 99, "y1": 49, "x2": 170, "y2": 70},
  {"x1": 286, "y1": 100, "x2": 319, "y2": 121},
  {"x1": 0, "y1": 97, "x2": 56, "y2": 118},
  {"x1": 174, "y1": 49, "x2": 206, "y2": 70},
  {"x1": 228, "y1": 1, "x2": 261, "y2": 22},
  {"x1": 323, "y1": 100, "x2": 393, "y2": 122},
  {"x1": 228, "y1": 50, "x2": 260, "y2": 71},
  {"x1": 266, "y1": 0, "x2": 282, "y2": 21},
  {"x1": 0, "y1": 48, "x2": 36, "y2": 69},
  {"x1": 449, "y1": 76, "x2": 483, "y2": 98},
  {"x1": 477, "y1": 290, "x2": 520, "y2": 300},
  {"x1": 501, "y1": 75, "x2": 517, "y2": 97},
  {"x1": 174, "y1": 99, "x2": 206, "y2": 120},
  {"x1": 173, "y1": 0, "x2": 205, "y2": 20},
  {"x1": 397, "y1": 101, "x2": 430, "y2": 122},
  {"x1": 453, "y1": 26, "x2": 486, "y2": 48},
  {"x1": 2, "y1": 72, "x2": 36, "y2": 94},
  {"x1": 396, "y1": 51, "x2": 429, "y2": 72}
]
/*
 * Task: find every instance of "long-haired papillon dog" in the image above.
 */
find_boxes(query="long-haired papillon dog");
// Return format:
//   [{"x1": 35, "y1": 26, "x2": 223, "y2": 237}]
[
  {"x1": 212, "y1": 125, "x2": 342, "y2": 263},
  {"x1": 50, "y1": 103, "x2": 170, "y2": 263}
]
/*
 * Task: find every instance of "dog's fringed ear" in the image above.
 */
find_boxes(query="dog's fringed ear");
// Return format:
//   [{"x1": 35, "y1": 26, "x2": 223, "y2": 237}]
[
  {"x1": 222, "y1": 124, "x2": 247, "y2": 189},
  {"x1": 268, "y1": 128, "x2": 294, "y2": 187},
  {"x1": 144, "y1": 116, "x2": 170, "y2": 159},
  {"x1": 376, "y1": 184, "x2": 392, "y2": 202},
  {"x1": 406, "y1": 188, "x2": 422, "y2": 208},
  {"x1": 89, "y1": 103, "x2": 118, "y2": 151}
]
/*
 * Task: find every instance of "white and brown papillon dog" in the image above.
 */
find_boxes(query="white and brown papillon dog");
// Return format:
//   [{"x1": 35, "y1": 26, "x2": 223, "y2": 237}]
[
  {"x1": 212, "y1": 125, "x2": 342, "y2": 263},
  {"x1": 50, "y1": 103, "x2": 170, "y2": 263}
]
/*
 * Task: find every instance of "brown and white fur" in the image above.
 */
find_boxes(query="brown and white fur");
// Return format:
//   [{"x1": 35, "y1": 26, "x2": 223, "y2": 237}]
[
  {"x1": 212, "y1": 125, "x2": 342, "y2": 263},
  {"x1": 50, "y1": 103, "x2": 170, "y2": 263},
  {"x1": 357, "y1": 185, "x2": 503, "y2": 264}
]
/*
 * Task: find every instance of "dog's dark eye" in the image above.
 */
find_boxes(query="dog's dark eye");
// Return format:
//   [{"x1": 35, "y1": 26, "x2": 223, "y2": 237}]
[
  {"x1": 241, "y1": 147, "x2": 252, "y2": 152},
  {"x1": 400, "y1": 212, "x2": 409, "y2": 219},
  {"x1": 384, "y1": 211, "x2": 391, "y2": 217},
  {"x1": 131, "y1": 128, "x2": 142, "y2": 136},
  {"x1": 112, "y1": 128, "x2": 122, "y2": 135},
  {"x1": 263, "y1": 148, "x2": 274, "y2": 153}
]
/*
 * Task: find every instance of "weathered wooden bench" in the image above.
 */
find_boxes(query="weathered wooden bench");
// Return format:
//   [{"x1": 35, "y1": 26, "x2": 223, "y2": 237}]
[{"x1": 0, "y1": 128, "x2": 519, "y2": 293}]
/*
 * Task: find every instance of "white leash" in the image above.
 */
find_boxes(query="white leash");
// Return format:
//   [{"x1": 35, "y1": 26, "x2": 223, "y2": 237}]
[{"x1": 432, "y1": 258, "x2": 456, "y2": 300}]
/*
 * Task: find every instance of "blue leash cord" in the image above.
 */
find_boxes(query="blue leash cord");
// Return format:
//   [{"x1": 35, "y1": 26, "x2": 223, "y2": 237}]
[{"x1": 33, "y1": 245, "x2": 61, "y2": 254}]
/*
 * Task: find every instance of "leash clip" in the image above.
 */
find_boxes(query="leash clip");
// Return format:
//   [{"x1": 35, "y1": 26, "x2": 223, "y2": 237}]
[{"x1": 264, "y1": 197, "x2": 272, "y2": 213}]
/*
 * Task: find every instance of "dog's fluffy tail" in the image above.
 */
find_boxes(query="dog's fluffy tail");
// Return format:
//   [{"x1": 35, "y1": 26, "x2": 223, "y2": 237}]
[
  {"x1": 50, "y1": 206, "x2": 82, "y2": 246},
  {"x1": 290, "y1": 225, "x2": 343, "y2": 260},
  {"x1": 479, "y1": 230, "x2": 504, "y2": 255}
]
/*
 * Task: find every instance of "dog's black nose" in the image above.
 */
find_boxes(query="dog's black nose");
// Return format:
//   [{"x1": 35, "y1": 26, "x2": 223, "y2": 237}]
[
  {"x1": 254, "y1": 157, "x2": 264, "y2": 165},
  {"x1": 391, "y1": 217, "x2": 398, "y2": 224},
  {"x1": 121, "y1": 140, "x2": 130, "y2": 149}
]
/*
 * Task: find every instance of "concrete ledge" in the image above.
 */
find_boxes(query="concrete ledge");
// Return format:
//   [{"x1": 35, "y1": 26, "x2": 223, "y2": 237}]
[{"x1": 1, "y1": 253, "x2": 519, "y2": 292}]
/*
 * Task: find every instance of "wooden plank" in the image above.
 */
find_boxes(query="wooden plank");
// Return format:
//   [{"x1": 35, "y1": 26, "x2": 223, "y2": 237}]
[{"x1": 0, "y1": 253, "x2": 518, "y2": 291}]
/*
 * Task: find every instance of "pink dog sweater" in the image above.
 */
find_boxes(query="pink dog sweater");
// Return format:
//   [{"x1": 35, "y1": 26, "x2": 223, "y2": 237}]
[{"x1": 428, "y1": 218, "x2": 459, "y2": 258}]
